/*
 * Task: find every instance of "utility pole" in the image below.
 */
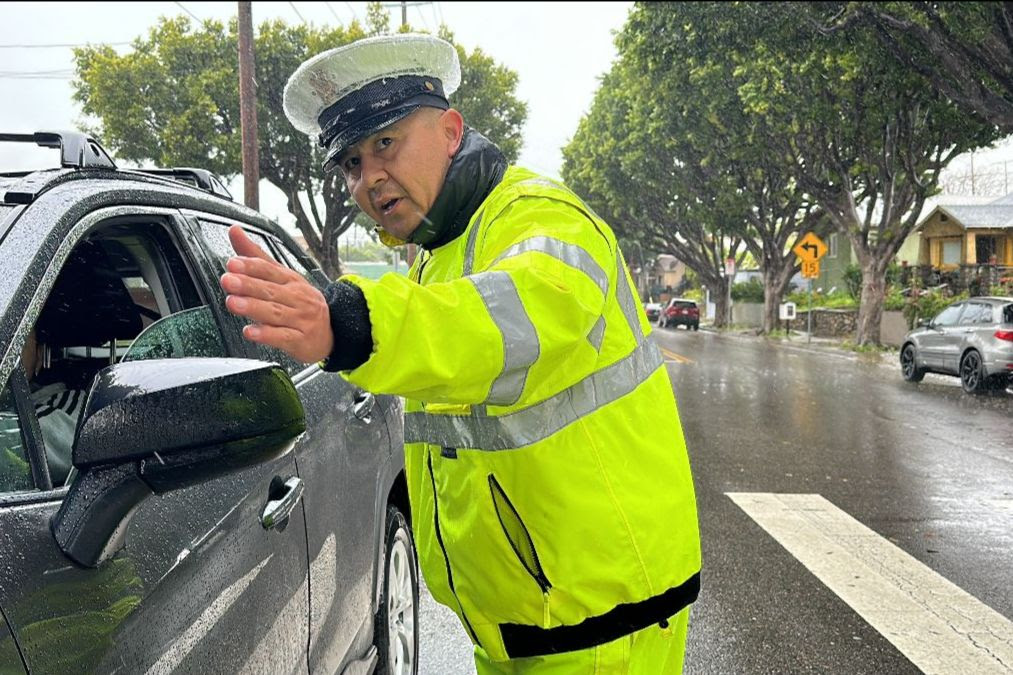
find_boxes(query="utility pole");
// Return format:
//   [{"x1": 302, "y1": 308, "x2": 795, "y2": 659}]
[
  {"x1": 238, "y1": 1, "x2": 259, "y2": 210},
  {"x1": 383, "y1": 0, "x2": 434, "y2": 267}
]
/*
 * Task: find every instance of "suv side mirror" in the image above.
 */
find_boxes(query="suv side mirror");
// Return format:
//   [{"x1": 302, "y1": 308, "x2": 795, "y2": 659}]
[
  {"x1": 918, "y1": 318, "x2": 932, "y2": 329},
  {"x1": 52, "y1": 358, "x2": 305, "y2": 568}
]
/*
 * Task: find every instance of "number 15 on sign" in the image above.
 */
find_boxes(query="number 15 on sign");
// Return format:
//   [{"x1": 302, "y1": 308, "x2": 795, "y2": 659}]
[{"x1": 802, "y1": 260, "x2": 820, "y2": 279}]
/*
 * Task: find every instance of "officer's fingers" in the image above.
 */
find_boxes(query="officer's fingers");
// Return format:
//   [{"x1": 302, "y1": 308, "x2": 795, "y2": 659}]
[
  {"x1": 241, "y1": 323, "x2": 305, "y2": 355},
  {"x1": 225, "y1": 295, "x2": 295, "y2": 329},
  {"x1": 225, "y1": 255, "x2": 297, "y2": 285},
  {"x1": 228, "y1": 225, "x2": 273, "y2": 262},
  {"x1": 221, "y1": 271, "x2": 305, "y2": 308}
]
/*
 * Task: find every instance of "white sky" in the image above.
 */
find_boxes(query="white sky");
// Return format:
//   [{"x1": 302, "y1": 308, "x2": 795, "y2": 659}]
[
  {"x1": 0, "y1": 1, "x2": 633, "y2": 239},
  {"x1": 2, "y1": 1, "x2": 1012, "y2": 242}
]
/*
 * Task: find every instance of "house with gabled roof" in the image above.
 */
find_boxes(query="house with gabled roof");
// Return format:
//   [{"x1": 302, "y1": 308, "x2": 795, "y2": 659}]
[{"x1": 915, "y1": 193, "x2": 1013, "y2": 270}]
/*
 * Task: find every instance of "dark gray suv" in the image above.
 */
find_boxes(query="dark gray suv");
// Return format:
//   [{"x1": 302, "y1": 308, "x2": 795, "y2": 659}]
[{"x1": 0, "y1": 132, "x2": 417, "y2": 674}]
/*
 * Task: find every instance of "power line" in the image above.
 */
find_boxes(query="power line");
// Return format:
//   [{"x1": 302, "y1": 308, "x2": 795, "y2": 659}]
[
  {"x1": 323, "y1": 1, "x2": 342, "y2": 23},
  {"x1": 0, "y1": 41, "x2": 131, "y2": 49},
  {"x1": 413, "y1": 4, "x2": 430, "y2": 30},
  {"x1": 174, "y1": 1, "x2": 200, "y2": 22},
  {"x1": 288, "y1": 1, "x2": 308, "y2": 25},
  {"x1": 344, "y1": 1, "x2": 361, "y2": 23}
]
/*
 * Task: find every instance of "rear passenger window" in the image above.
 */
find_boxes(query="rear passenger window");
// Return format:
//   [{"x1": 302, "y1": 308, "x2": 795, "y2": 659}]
[
  {"x1": 0, "y1": 381, "x2": 35, "y2": 494},
  {"x1": 972, "y1": 304, "x2": 994, "y2": 325},
  {"x1": 197, "y1": 220, "x2": 310, "y2": 376}
]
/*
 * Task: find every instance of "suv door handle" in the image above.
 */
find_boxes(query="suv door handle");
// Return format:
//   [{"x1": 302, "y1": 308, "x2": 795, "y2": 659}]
[
  {"x1": 261, "y1": 476, "x2": 304, "y2": 530},
  {"x1": 353, "y1": 391, "x2": 375, "y2": 423}
]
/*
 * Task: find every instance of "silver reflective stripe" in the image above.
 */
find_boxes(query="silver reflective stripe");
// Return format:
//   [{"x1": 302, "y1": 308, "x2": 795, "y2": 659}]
[
  {"x1": 491, "y1": 236, "x2": 609, "y2": 296},
  {"x1": 404, "y1": 338, "x2": 664, "y2": 450},
  {"x1": 518, "y1": 177, "x2": 563, "y2": 190},
  {"x1": 470, "y1": 271, "x2": 540, "y2": 406},
  {"x1": 587, "y1": 316, "x2": 606, "y2": 352},
  {"x1": 615, "y1": 251, "x2": 644, "y2": 344},
  {"x1": 462, "y1": 210, "x2": 485, "y2": 275}
]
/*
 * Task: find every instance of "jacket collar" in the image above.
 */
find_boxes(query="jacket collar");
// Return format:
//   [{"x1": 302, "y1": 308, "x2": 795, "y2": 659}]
[{"x1": 409, "y1": 127, "x2": 507, "y2": 250}]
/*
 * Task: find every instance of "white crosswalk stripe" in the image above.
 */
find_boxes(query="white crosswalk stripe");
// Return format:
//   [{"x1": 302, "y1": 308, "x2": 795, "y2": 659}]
[{"x1": 727, "y1": 492, "x2": 1013, "y2": 674}]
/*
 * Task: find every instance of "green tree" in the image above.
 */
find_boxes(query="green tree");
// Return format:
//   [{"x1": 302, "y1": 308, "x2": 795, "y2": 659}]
[
  {"x1": 614, "y1": 3, "x2": 836, "y2": 334},
  {"x1": 645, "y1": 2, "x2": 998, "y2": 344},
  {"x1": 826, "y1": 2, "x2": 1013, "y2": 131},
  {"x1": 73, "y1": 7, "x2": 527, "y2": 277}
]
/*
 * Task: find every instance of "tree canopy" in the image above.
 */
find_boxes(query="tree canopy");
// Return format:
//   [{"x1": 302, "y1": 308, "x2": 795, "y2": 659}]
[
  {"x1": 73, "y1": 6, "x2": 527, "y2": 277},
  {"x1": 564, "y1": 1, "x2": 1000, "y2": 341}
]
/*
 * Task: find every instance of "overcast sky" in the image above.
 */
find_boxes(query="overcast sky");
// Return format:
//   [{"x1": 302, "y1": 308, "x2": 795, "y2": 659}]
[
  {"x1": 3, "y1": 1, "x2": 1012, "y2": 238},
  {"x1": 0, "y1": 1, "x2": 632, "y2": 235}
]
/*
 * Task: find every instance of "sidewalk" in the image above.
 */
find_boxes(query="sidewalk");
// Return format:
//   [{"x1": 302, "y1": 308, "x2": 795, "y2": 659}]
[{"x1": 696, "y1": 323, "x2": 898, "y2": 364}]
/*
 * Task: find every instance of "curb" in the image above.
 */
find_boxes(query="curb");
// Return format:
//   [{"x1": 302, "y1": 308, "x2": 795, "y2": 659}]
[{"x1": 695, "y1": 325, "x2": 898, "y2": 362}]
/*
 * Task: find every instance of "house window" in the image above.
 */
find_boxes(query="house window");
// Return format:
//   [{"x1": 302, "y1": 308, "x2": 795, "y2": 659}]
[
  {"x1": 976, "y1": 235, "x2": 997, "y2": 264},
  {"x1": 941, "y1": 240, "x2": 961, "y2": 266},
  {"x1": 828, "y1": 233, "x2": 838, "y2": 259}
]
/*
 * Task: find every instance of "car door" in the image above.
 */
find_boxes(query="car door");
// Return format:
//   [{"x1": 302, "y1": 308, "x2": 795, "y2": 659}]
[
  {"x1": 959, "y1": 301, "x2": 994, "y2": 357},
  {"x1": 0, "y1": 207, "x2": 309, "y2": 674},
  {"x1": 187, "y1": 215, "x2": 392, "y2": 673},
  {"x1": 920, "y1": 302, "x2": 964, "y2": 371}
]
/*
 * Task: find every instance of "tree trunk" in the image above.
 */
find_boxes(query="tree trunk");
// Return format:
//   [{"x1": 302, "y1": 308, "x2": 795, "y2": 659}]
[
  {"x1": 761, "y1": 260, "x2": 799, "y2": 334},
  {"x1": 855, "y1": 258, "x2": 887, "y2": 345},
  {"x1": 710, "y1": 277, "x2": 731, "y2": 328}
]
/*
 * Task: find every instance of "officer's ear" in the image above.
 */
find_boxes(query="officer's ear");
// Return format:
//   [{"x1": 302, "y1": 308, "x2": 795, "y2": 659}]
[{"x1": 440, "y1": 108, "x2": 464, "y2": 157}]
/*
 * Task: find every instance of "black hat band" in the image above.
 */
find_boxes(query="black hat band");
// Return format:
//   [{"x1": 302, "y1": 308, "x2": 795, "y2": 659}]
[{"x1": 317, "y1": 75, "x2": 448, "y2": 148}]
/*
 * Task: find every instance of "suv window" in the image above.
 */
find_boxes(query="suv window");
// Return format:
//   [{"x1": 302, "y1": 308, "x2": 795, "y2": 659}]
[
  {"x1": 967, "y1": 303, "x2": 994, "y2": 325},
  {"x1": 933, "y1": 303, "x2": 964, "y2": 327},
  {"x1": 197, "y1": 220, "x2": 310, "y2": 375},
  {"x1": 0, "y1": 381, "x2": 34, "y2": 494},
  {"x1": 23, "y1": 219, "x2": 226, "y2": 487}
]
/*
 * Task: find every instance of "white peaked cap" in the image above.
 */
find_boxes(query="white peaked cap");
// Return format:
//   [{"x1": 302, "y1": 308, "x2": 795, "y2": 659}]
[{"x1": 283, "y1": 33, "x2": 461, "y2": 139}]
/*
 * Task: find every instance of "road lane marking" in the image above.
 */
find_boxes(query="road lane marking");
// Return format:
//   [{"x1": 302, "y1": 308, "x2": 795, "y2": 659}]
[
  {"x1": 661, "y1": 347, "x2": 694, "y2": 364},
  {"x1": 726, "y1": 493, "x2": 1013, "y2": 674}
]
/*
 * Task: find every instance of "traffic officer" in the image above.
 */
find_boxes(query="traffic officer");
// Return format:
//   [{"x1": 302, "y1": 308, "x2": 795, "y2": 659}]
[{"x1": 221, "y1": 33, "x2": 701, "y2": 674}]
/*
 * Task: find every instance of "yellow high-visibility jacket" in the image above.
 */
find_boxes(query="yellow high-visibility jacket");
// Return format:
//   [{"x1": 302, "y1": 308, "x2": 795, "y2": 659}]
[{"x1": 341, "y1": 166, "x2": 701, "y2": 661}]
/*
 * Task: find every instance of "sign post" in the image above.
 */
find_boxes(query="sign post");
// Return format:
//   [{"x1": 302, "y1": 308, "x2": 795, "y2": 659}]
[
  {"x1": 793, "y1": 233, "x2": 829, "y2": 345},
  {"x1": 725, "y1": 257, "x2": 736, "y2": 327}
]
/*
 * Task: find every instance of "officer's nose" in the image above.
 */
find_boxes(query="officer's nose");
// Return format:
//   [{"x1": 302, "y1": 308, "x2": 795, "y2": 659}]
[{"x1": 361, "y1": 154, "x2": 388, "y2": 190}]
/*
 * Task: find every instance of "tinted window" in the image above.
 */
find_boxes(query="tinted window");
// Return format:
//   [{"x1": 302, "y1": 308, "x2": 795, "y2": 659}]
[
  {"x1": 0, "y1": 381, "x2": 34, "y2": 494},
  {"x1": 27, "y1": 220, "x2": 222, "y2": 486},
  {"x1": 121, "y1": 306, "x2": 226, "y2": 362},
  {"x1": 933, "y1": 303, "x2": 964, "y2": 327},
  {"x1": 197, "y1": 220, "x2": 308, "y2": 375},
  {"x1": 1004, "y1": 304, "x2": 1013, "y2": 325}
]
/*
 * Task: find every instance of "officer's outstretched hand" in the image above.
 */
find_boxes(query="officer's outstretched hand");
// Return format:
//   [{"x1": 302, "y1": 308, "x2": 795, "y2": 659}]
[{"x1": 220, "y1": 225, "x2": 334, "y2": 363}]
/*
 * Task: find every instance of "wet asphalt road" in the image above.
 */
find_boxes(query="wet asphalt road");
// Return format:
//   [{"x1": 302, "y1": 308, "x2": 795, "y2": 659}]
[{"x1": 415, "y1": 328, "x2": 1012, "y2": 674}]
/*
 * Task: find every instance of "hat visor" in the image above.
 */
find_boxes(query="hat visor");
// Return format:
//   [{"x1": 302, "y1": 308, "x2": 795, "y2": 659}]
[{"x1": 322, "y1": 105, "x2": 419, "y2": 174}]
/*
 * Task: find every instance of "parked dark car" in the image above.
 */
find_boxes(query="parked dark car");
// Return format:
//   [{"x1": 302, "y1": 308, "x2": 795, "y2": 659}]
[
  {"x1": 644, "y1": 301, "x2": 662, "y2": 323},
  {"x1": 659, "y1": 298, "x2": 700, "y2": 330},
  {"x1": 0, "y1": 132, "x2": 416, "y2": 674},
  {"x1": 900, "y1": 296, "x2": 1013, "y2": 394}
]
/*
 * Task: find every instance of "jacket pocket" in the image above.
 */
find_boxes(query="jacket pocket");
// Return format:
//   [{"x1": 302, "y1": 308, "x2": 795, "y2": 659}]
[{"x1": 488, "y1": 474, "x2": 552, "y2": 594}]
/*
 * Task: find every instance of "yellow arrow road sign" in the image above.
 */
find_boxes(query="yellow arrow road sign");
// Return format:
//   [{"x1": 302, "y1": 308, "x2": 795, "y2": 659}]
[{"x1": 793, "y1": 232, "x2": 828, "y2": 262}]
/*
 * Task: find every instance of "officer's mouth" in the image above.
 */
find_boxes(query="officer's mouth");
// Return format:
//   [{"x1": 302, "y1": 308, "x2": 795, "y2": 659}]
[{"x1": 379, "y1": 198, "x2": 402, "y2": 215}]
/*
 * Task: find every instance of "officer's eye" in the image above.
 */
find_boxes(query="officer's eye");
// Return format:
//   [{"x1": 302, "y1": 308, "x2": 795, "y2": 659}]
[
  {"x1": 342, "y1": 156, "x2": 360, "y2": 173},
  {"x1": 377, "y1": 137, "x2": 393, "y2": 151}
]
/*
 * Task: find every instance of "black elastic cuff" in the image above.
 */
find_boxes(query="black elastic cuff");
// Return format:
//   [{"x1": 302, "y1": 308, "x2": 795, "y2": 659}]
[{"x1": 320, "y1": 280, "x2": 373, "y2": 372}]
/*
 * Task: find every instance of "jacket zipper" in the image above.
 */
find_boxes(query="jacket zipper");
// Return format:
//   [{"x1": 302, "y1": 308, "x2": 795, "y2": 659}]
[
  {"x1": 413, "y1": 250, "x2": 431, "y2": 283},
  {"x1": 427, "y1": 451, "x2": 481, "y2": 645},
  {"x1": 488, "y1": 475, "x2": 552, "y2": 627}
]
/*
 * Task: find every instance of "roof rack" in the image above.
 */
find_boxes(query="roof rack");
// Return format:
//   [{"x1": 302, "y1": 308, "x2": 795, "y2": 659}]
[
  {"x1": 123, "y1": 168, "x2": 233, "y2": 200},
  {"x1": 0, "y1": 131, "x2": 117, "y2": 170},
  {"x1": 1, "y1": 131, "x2": 234, "y2": 204}
]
